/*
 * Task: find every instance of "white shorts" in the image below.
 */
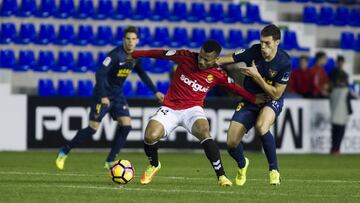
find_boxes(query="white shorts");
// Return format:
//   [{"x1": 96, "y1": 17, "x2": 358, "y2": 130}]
[{"x1": 150, "y1": 106, "x2": 207, "y2": 137}]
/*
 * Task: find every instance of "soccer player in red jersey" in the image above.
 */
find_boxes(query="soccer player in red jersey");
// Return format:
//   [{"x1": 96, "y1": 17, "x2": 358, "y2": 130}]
[{"x1": 130, "y1": 40, "x2": 265, "y2": 186}]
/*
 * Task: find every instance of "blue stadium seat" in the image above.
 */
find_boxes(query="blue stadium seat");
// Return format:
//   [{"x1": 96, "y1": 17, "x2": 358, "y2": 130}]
[
  {"x1": 333, "y1": 7, "x2": 350, "y2": 26},
  {"x1": 294, "y1": 0, "x2": 310, "y2": 3},
  {"x1": 16, "y1": 0, "x2": 36, "y2": 17},
  {"x1": 186, "y1": 2, "x2": 205, "y2": 22},
  {"x1": 136, "y1": 81, "x2": 153, "y2": 96},
  {"x1": 34, "y1": 24, "x2": 55, "y2": 45},
  {"x1": 317, "y1": 6, "x2": 333, "y2": 26},
  {"x1": 137, "y1": 26, "x2": 151, "y2": 47},
  {"x1": 281, "y1": 30, "x2": 309, "y2": 51},
  {"x1": 113, "y1": 26, "x2": 124, "y2": 46},
  {"x1": 53, "y1": 51, "x2": 74, "y2": 72},
  {"x1": 93, "y1": 0, "x2": 113, "y2": 19},
  {"x1": 169, "y1": 27, "x2": 188, "y2": 48},
  {"x1": 0, "y1": 0, "x2": 17, "y2": 16},
  {"x1": 311, "y1": 0, "x2": 325, "y2": 3},
  {"x1": 14, "y1": 23, "x2": 36, "y2": 44},
  {"x1": 156, "y1": 81, "x2": 170, "y2": 94},
  {"x1": 303, "y1": 6, "x2": 317, "y2": 23},
  {"x1": 122, "y1": 81, "x2": 133, "y2": 96},
  {"x1": 35, "y1": 0, "x2": 56, "y2": 18},
  {"x1": 74, "y1": 25, "x2": 94, "y2": 46},
  {"x1": 224, "y1": 29, "x2": 244, "y2": 49},
  {"x1": 223, "y1": 4, "x2": 241, "y2": 24},
  {"x1": 74, "y1": 0, "x2": 94, "y2": 19},
  {"x1": 55, "y1": 0, "x2": 75, "y2": 19},
  {"x1": 150, "y1": 1, "x2": 169, "y2": 21},
  {"x1": 38, "y1": 79, "x2": 56, "y2": 96},
  {"x1": 58, "y1": 79, "x2": 76, "y2": 96},
  {"x1": 349, "y1": 8, "x2": 360, "y2": 27},
  {"x1": 340, "y1": 32, "x2": 355, "y2": 50},
  {"x1": 14, "y1": 50, "x2": 35, "y2": 71},
  {"x1": 168, "y1": 2, "x2": 186, "y2": 22},
  {"x1": 54, "y1": 24, "x2": 75, "y2": 45},
  {"x1": 140, "y1": 58, "x2": 153, "y2": 72},
  {"x1": 150, "y1": 27, "x2": 170, "y2": 47},
  {"x1": 210, "y1": 29, "x2": 226, "y2": 47},
  {"x1": 205, "y1": 3, "x2": 224, "y2": 23},
  {"x1": 0, "y1": 23, "x2": 16, "y2": 44},
  {"x1": 33, "y1": 51, "x2": 55, "y2": 72},
  {"x1": 0, "y1": 50, "x2": 16, "y2": 68},
  {"x1": 78, "y1": 79, "x2": 94, "y2": 96},
  {"x1": 242, "y1": 3, "x2": 270, "y2": 24},
  {"x1": 74, "y1": 51, "x2": 95, "y2": 72},
  {"x1": 188, "y1": 28, "x2": 206, "y2": 48},
  {"x1": 246, "y1": 29, "x2": 260, "y2": 45},
  {"x1": 132, "y1": 0, "x2": 150, "y2": 20},
  {"x1": 112, "y1": 0, "x2": 131, "y2": 20},
  {"x1": 355, "y1": 34, "x2": 360, "y2": 52},
  {"x1": 151, "y1": 59, "x2": 171, "y2": 73},
  {"x1": 291, "y1": 56, "x2": 300, "y2": 70},
  {"x1": 93, "y1": 25, "x2": 113, "y2": 46},
  {"x1": 324, "y1": 57, "x2": 335, "y2": 75}
]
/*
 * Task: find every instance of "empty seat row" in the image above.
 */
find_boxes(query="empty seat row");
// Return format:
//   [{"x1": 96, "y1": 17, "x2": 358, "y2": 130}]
[
  {"x1": 303, "y1": 6, "x2": 360, "y2": 26},
  {"x1": 340, "y1": 32, "x2": 360, "y2": 51},
  {"x1": 0, "y1": 0, "x2": 269, "y2": 25}
]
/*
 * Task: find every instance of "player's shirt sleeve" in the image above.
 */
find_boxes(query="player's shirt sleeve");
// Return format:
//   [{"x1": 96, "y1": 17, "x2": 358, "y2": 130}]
[
  {"x1": 232, "y1": 45, "x2": 257, "y2": 64},
  {"x1": 133, "y1": 60, "x2": 158, "y2": 94},
  {"x1": 132, "y1": 49, "x2": 190, "y2": 64},
  {"x1": 273, "y1": 60, "x2": 292, "y2": 85},
  {"x1": 95, "y1": 48, "x2": 118, "y2": 98}
]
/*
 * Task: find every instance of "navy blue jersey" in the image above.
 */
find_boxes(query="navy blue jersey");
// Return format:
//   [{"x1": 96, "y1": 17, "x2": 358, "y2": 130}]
[
  {"x1": 94, "y1": 45, "x2": 157, "y2": 99},
  {"x1": 232, "y1": 44, "x2": 291, "y2": 98}
]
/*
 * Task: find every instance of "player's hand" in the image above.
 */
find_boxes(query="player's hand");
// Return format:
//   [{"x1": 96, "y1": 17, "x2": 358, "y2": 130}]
[
  {"x1": 155, "y1": 92, "x2": 165, "y2": 103},
  {"x1": 101, "y1": 97, "x2": 110, "y2": 106},
  {"x1": 242, "y1": 61, "x2": 261, "y2": 79},
  {"x1": 254, "y1": 93, "x2": 271, "y2": 104}
]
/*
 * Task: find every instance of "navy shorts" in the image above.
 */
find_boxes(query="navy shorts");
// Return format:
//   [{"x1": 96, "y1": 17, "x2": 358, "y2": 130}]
[
  {"x1": 231, "y1": 99, "x2": 284, "y2": 131},
  {"x1": 89, "y1": 95, "x2": 130, "y2": 122}
]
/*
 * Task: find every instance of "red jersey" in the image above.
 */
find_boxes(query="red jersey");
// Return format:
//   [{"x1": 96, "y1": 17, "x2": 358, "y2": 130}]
[{"x1": 132, "y1": 49, "x2": 256, "y2": 110}]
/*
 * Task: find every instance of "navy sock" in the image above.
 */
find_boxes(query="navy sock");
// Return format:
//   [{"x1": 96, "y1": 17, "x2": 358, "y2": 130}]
[
  {"x1": 201, "y1": 138, "x2": 225, "y2": 177},
  {"x1": 260, "y1": 131, "x2": 278, "y2": 171},
  {"x1": 63, "y1": 126, "x2": 97, "y2": 154},
  {"x1": 144, "y1": 142, "x2": 159, "y2": 167},
  {"x1": 106, "y1": 125, "x2": 132, "y2": 162},
  {"x1": 227, "y1": 143, "x2": 246, "y2": 168}
]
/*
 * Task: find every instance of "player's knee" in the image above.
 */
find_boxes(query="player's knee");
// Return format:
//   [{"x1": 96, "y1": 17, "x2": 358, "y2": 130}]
[
  {"x1": 144, "y1": 130, "x2": 161, "y2": 144},
  {"x1": 193, "y1": 125, "x2": 210, "y2": 140},
  {"x1": 255, "y1": 122, "x2": 269, "y2": 135},
  {"x1": 227, "y1": 138, "x2": 240, "y2": 149}
]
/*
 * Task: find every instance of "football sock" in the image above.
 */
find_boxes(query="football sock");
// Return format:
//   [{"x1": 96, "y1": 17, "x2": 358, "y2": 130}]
[
  {"x1": 201, "y1": 138, "x2": 225, "y2": 177},
  {"x1": 331, "y1": 124, "x2": 346, "y2": 152},
  {"x1": 227, "y1": 143, "x2": 246, "y2": 168},
  {"x1": 260, "y1": 131, "x2": 278, "y2": 171},
  {"x1": 106, "y1": 125, "x2": 132, "y2": 162},
  {"x1": 63, "y1": 126, "x2": 96, "y2": 154},
  {"x1": 144, "y1": 141, "x2": 159, "y2": 167}
]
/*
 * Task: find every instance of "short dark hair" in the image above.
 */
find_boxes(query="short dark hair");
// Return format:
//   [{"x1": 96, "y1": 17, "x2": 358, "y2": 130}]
[
  {"x1": 299, "y1": 55, "x2": 308, "y2": 61},
  {"x1": 315, "y1": 51, "x2": 326, "y2": 62},
  {"x1": 261, "y1": 24, "x2": 281, "y2": 41},
  {"x1": 123, "y1": 26, "x2": 138, "y2": 38},
  {"x1": 337, "y1": 55, "x2": 345, "y2": 63},
  {"x1": 202, "y1": 39, "x2": 222, "y2": 55}
]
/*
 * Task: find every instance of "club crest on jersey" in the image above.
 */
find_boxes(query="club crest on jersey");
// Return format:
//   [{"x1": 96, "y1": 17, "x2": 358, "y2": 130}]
[
  {"x1": 206, "y1": 74, "x2": 214, "y2": 83},
  {"x1": 269, "y1": 69, "x2": 278, "y2": 78}
]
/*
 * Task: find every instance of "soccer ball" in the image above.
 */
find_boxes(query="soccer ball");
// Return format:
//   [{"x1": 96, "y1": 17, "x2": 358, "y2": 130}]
[{"x1": 110, "y1": 160, "x2": 135, "y2": 184}]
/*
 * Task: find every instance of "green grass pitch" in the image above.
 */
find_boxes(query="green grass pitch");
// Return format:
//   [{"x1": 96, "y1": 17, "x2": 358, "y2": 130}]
[{"x1": 0, "y1": 151, "x2": 359, "y2": 203}]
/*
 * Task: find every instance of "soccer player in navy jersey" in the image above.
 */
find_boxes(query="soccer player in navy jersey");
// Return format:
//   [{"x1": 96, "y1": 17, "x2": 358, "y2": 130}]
[
  {"x1": 129, "y1": 40, "x2": 266, "y2": 186},
  {"x1": 55, "y1": 26, "x2": 164, "y2": 170},
  {"x1": 217, "y1": 24, "x2": 292, "y2": 186}
]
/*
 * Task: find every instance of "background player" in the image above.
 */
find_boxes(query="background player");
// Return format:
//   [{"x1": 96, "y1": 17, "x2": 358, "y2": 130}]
[
  {"x1": 55, "y1": 26, "x2": 164, "y2": 170},
  {"x1": 217, "y1": 24, "x2": 291, "y2": 186},
  {"x1": 130, "y1": 40, "x2": 266, "y2": 187}
]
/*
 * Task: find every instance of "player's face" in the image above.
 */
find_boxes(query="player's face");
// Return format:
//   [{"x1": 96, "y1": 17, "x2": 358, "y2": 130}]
[
  {"x1": 300, "y1": 58, "x2": 308, "y2": 70},
  {"x1": 198, "y1": 49, "x2": 218, "y2": 70},
  {"x1": 123, "y1": 32, "x2": 139, "y2": 53},
  {"x1": 260, "y1": 36, "x2": 279, "y2": 59}
]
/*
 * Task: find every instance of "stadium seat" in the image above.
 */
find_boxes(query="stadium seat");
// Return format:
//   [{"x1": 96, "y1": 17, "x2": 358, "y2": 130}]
[
  {"x1": 340, "y1": 32, "x2": 355, "y2": 50},
  {"x1": 205, "y1": 3, "x2": 224, "y2": 23},
  {"x1": 16, "y1": 0, "x2": 36, "y2": 17},
  {"x1": 151, "y1": 59, "x2": 171, "y2": 73},
  {"x1": 137, "y1": 26, "x2": 151, "y2": 47},
  {"x1": 188, "y1": 28, "x2": 206, "y2": 48},
  {"x1": 74, "y1": 51, "x2": 95, "y2": 72},
  {"x1": 122, "y1": 81, "x2": 133, "y2": 96},
  {"x1": 34, "y1": 0, "x2": 56, "y2": 18},
  {"x1": 210, "y1": 29, "x2": 226, "y2": 47},
  {"x1": 291, "y1": 56, "x2": 300, "y2": 70},
  {"x1": 281, "y1": 30, "x2": 310, "y2": 51},
  {"x1": 78, "y1": 79, "x2": 94, "y2": 96},
  {"x1": 349, "y1": 8, "x2": 360, "y2": 27},
  {"x1": 14, "y1": 23, "x2": 36, "y2": 44},
  {"x1": 58, "y1": 79, "x2": 76, "y2": 96},
  {"x1": 53, "y1": 51, "x2": 74, "y2": 72},
  {"x1": 223, "y1": 4, "x2": 242, "y2": 24},
  {"x1": 33, "y1": 51, "x2": 55, "y2": 72},
  {"x1": 54, "y1": 24, "x2": 75, "y2": 45},
  {"x1": 150, "y1": 27, "x2": 170, "y2": 47},
  {"x1": 168, "y1": 1, "x2": 187, "y2": 22},
  {"x1": 112, "y1": 0, "x2": 132, "y2": 20},
  {"x1": 354, "y1": 34, "x2": 360, "y2": 52},
  {"x1": 140, "y1": 58, "x2": 153, "y2": 72},
  {"x1": 333, "y1": 7, "x2": 350, "y2": 26},
  {"x1": 74, "y1": 25, "x2": 94, "y2": 46},
  {"x1": 0, "y1": 23, "x2": 16, "y2": 44},
  {"x1": 38, "y1": 79, "x2": 56, "y2": 96},
  {"x1": 246, "y1": 29, "x2": 260, "y2": 45},
  {"x1": 317, "y1": 6, "x2": 333, "y2": 26},
  {"x1": 169, "y1": 27, "x2": 188, "y2": 48},
  {"x1": 132, "y1": 0, "x2": 151, "y2": 20},
  {"x1": 0, "y1": 50, "x2": 16, "y2": 68},
  {"x1": 303, "y1": 6, "x2": 317, "y2": 23},
  {"x1": 150, "y1": 1, "x2": 170, "y2": 21},
  {"x1": 156, "y1": 81, "x2": 170, "y2": 94},
  {"x1": 324, "y1": 57, "x2": 335, "y2": 75},
  {"x1": 93, "y1": 25, "x2": 113, "y2": 46},
  {"x1": 34, "y1": 24, "x2": 56, "y2": 45},
  {"x1": 93, "y1": 0, "x2": 113, "y2": 19},
  {"x1": 311, "y1": 0, "x2": 325, "y2": 3},
  {"x1": 136, "y1": 81, "x2": 153, "y2": 96},
  {"x1": 242, "y1": 3, "x2": 270, "y2": 24},
  {"x1": 294, "y1": 0, "x2": 310, "y2": 3},
  {"x1": 14, "y1": 50, "x2": 35, "y2": 71},
  {"x1": 186, "y1": 2, "x2": 206, "y2": 22},
  {"x1": 74, "y1": 0, "x2": 94, "y2": 19},
  {"x1": 224, "y1": 29, "x2": 244, "y2": 49},
  {"x1": 0, "y1": 0, "x2": 17, "y2": 16},
  {"x1": 113, "y1": 26, "x2": 124, "y2": 46},
  {"x1": 54, "y1": 0, "x2": 75, "y2": 19}
]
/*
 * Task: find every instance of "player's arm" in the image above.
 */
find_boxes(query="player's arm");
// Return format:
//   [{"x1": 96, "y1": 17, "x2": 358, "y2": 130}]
[
  {"x1": 131, "y1": 49, "x2": 186, "y2": 64},
  {"x1": 216, "y1": 53, "x2": 235, "y2": 64},
  {"x1": 216, "y1": 47, "x2": 254, "y2": 65}
]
